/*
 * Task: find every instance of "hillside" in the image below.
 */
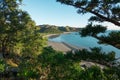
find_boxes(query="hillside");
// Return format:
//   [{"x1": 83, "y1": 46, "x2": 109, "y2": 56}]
[{"x1": 39, "y1": 24, "x2": 81, "y2": 33}]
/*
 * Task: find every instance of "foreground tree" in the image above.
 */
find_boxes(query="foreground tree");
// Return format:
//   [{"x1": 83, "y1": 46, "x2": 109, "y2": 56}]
[
  {"x1": 80, "y1": 23, "x2": 120, "y2": 49},
  {"x1": 80, "y1": 23, "x2": 107, "y2": 38},
  {"x1": 0, "y1": 0, "x2": 47, "y2": 79},
  {"x1": 0, "y1": 0, "x2": 46, "y2": 58},
  {"x1": 99, "y1": 31, "x2": 120, "y2": 49},
  {"x1": 56, "y1": 0, "x2": 120, "y2": 49},
  {"x1": 57, "y1": 0, "x2": 120, "y2": 26}
]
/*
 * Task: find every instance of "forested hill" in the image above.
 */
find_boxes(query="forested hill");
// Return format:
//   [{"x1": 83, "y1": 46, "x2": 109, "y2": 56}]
[{"x1": 39, "y1": 24, "x2": 81, "y2": 33}]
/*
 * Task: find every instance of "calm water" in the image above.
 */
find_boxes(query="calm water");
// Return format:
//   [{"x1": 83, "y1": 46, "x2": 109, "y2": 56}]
[{"x1": 49, "y1": 32, "x2": 120, "y2": 58}]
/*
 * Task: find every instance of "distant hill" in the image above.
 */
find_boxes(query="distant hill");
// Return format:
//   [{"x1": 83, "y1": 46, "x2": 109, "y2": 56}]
[{"x1": 39, "y1": 24, "x2": 81, "y2": 33}]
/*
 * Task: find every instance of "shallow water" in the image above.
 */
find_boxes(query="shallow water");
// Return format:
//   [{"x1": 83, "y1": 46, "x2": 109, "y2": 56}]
[{"x1": 49, "y1": 32, "x2": 120, "y2": 58}]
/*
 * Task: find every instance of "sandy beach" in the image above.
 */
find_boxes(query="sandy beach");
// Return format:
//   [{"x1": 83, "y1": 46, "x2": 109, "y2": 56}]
[
  {"x1": 48, "y1": 41, "x2": 83, "y2": 52},
  {"x1": 48, "y1": 41, "x2": 71, "y2": 52},
  {"x1": 46, "y1": 32, "x2": 71, "y2": 39},
  {"x1": 47, "y1": 32, "x2": 83, "y2": 52},
  {"x1": 46, "y1": 34, "x2": 60, "y2": 39}
]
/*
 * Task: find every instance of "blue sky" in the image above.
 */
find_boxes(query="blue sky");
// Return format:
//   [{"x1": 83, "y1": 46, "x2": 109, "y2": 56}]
[{"x1": 21, "y1": 0, "x2": 120, "y2": 30}]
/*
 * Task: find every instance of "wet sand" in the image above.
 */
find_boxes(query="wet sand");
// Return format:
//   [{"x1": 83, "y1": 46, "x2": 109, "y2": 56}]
[
  {"x1": 47, "y1": 34, "x2": 60, "y2": 39},
  {"x1": 47, "y1": 41, "x2": 83, "y2": 52},
  {"x1": 48, "y1": 41, "x2": 71, "y2": 52}
]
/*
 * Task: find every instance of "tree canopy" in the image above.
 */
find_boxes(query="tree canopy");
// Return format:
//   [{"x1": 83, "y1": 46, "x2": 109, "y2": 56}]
[
  {"x1": 0, "y1": 0, "x2": 120, "y2": 79},
  {"x1": 57, "y1": 0, "x2": 120, "y2": 26},
  {"x1": 0, "y1": 0, "x2": 46, "y2": 58},
  {"x1": 99, "y1": 31, "x2": 120, "y2": 48},
  {"x1": 80, "y1": 23, "x2": 107, "y2": 37}
]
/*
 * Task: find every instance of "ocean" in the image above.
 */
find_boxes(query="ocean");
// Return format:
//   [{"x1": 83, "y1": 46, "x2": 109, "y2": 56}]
[{"x1": 49, "y1": 31, "x2": 120, "y2": 58}]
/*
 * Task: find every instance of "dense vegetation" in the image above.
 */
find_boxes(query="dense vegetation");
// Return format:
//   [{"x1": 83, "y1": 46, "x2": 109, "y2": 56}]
[
  {"x1": 0, "y1": 0, "x2": 46, "y2": 79},
  {"x1": 0, "y1": 0, "x2": 46, "y2": 58},
  {"x1": 39, "y1": 24, "x2": 81, "y2": 33},
  {"x1": 1, "y1": 47, "x2": 120, "y2": 80},
  {"x1": 66, "y1": 47, "x2": 116, "y2": 66},
  {"x1": 0, "y1": 0, "x2": 120, "y2": 80}
]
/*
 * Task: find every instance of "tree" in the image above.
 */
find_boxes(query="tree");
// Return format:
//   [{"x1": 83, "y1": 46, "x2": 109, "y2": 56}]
[
  {"x1": 0, "y1": 0, "x2": 46, "y2": 58},
  {"x1": 57, "y1": 0, "x2": 120, "y2": 26},
  {"x1": 99, "y1": 31, "x2": 120, "y2": 49},
  {"x1": 0, "y1": 0, "x2": 24, "y2": 57},
  {"x1": 103, "y1": 66, "x2": 120, "y2": 80},
  {"x1": 37, "y1": 47, "x2": 82, "y2": 80},
  {"x1": 0, "y1": 59, "x2": 6, "y2": 73},
  {"x1": 80, "y1": 23, "x2": 107, "y2": 37},
  {"x1": 0, "y1": 0, "x2": 46, "y2": 79},
  {"x1": 56, "y1": 0, "x2": 120, "y2": 49},
  {"x1": 79, "y1": 66, "x2": 106, "y2": 80}
]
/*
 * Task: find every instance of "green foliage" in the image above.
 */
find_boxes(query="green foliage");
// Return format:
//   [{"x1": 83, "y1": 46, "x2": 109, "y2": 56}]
[
  {"x1": 17, "y1": 47, "x2": 82, "y2": 80},
  {"x1": 79, "y1": 66, "x2": 106, "y2": 80},
  {"x1": 103, "y1": 66, "x2": 120, "y2": 80},
  {"x1": 57, "y1": 0, "x2": 120, "y2": 49},
  {"x1": 1, "y1": 0, "x2": 120, "y2": 80},
  {"x1": 78, "y1": 65, "x2": 120, "y2": 80},
  {"x1": 0, "y1": 59, "x2": 6, "y2": 73},
  {"x1": 100, "y1": 31, "x2": 120, "y2": 49},
  {"x1": 37, "y1": 47, "x2": 82, "y2": 80},
  {"x1": 18, "y1": 58, "x2": 39, "y2": 79},
  {"x1": 3, "y1": 46, "x2": 119, "y2": 80},
  {"x1": 66, "y1": 47, "x2": 116, "y2": 64},
  {"x1": 57, "y1": 0, "x2": 120, "y2": 26},
  {"x1": 0, "y1": 1, "x2": 46, "y2": 79},
  {"x1": 44, "y1": 27, "x2": 61, "y2": 33},
  {"x1": 80, "y1": 23, "x2": 107, "y2": 37},
  {"x1": 39, "y1": 25, "x2": 62, "y2": 33},
  {"x1": 0, "y1": 0, "x2": 46, "y2": 58}
]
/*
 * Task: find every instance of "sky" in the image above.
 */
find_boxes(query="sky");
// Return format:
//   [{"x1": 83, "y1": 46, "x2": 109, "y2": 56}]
[{"x1": 21, "y1": 0, "x2": 120, "y2": 30}]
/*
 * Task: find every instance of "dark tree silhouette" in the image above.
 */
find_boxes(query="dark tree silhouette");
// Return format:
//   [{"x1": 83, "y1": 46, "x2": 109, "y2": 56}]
[
  {"x1": 57, "y1": 0, "x2": 120, "y2": 26},
  {"x1": 80, "y1": 23, "x2": 107, "y2": 38}
]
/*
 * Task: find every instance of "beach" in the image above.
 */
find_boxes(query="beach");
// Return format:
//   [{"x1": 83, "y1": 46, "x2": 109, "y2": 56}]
[
  {"x1": 47, "y1": 33, "x2": 83, "y2": 52},
  {"x1": 47, "y1": 41, "x2": 107, "y2": 69},
  {"x1": 46, "y1": 34, "x2": 60, "y2": 39},
  {"x1": 48, "y1": 41, "x2": 71, "y2": 52},
  {"x1": 46, "y1": 32, "x2": 71, "y2": 39},
  {"x1": 48, "y1": 41, "x2": 83, "y2": 52}
]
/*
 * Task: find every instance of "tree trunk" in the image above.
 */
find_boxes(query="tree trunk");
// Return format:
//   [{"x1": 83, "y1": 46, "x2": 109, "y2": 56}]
[
  {"x1": 2, "y1": 43, "x2": 6, "y2": 58},
  {"x1": 90, "y1": 11, "x2": 120, "y2": 27}
]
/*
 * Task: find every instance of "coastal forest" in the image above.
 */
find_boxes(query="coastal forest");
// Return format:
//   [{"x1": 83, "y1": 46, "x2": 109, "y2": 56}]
[{"x1": 0, "y1": 0, "x2": 120, "y2": 80}]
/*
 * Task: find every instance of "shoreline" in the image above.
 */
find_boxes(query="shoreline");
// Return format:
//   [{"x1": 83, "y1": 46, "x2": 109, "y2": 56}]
[
  {"x1": 47, "y1": 32, "x2": 72, "y2": 39},
  {"x1": 47, "y1": 34, "x2": 60, "y2": 39},
  {"x1": 62, "y1": 42, "x2": 83, "y2": 50},
  {"x1": 47, "y1": 41, "x2": 83, "y2": 53},
  {"x1": 47, "y1": 32, "x2": 83, "y2": 53},
  {"x1": 48, "y1": 41, "x2": 71, "y2": 52}
]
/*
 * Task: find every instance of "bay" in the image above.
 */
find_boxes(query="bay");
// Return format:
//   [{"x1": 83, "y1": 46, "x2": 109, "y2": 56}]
[{"x1": 49, "y1": 32, "x2": 120, "y2": 58}]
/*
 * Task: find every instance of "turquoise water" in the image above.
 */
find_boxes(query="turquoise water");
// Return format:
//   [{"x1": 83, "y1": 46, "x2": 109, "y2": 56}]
[{"x1": 49, "y1": 32, "x2": 120, "y2": 58}]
